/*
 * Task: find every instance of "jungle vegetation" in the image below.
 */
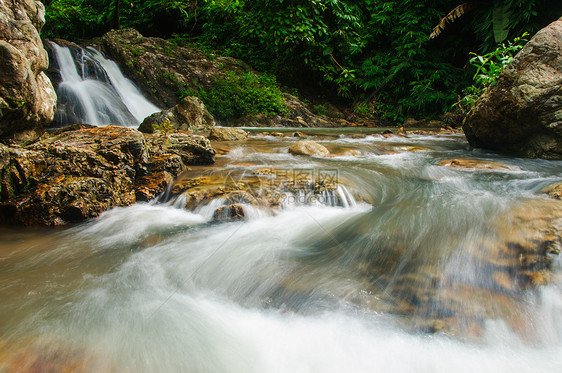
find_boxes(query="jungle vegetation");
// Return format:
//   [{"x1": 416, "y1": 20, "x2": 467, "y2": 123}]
[{"x1": 42, "y1": 0, "x2": 562, "y2": 123}]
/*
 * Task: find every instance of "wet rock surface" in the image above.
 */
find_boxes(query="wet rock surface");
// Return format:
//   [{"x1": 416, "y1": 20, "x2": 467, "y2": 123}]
[
  {"x1": 138, "y1": 96, "x2": 215, "y2": 133},
  {"x1": 168, "y1": 166, "x2": 349, "y2": 213},
  {"x1": 212, "y1": 204, "x2": 246, "y2": 223},
  {"x1": 437, "y1": 158, "x2": 518, "y2": 171},
  {"x1": 0, "y1": 0, "x2": 57, "y2": 137},
  {"x1": 543, "y1": 182, "x2": 562, "y2": 199},
  {"x1": 289, "y1": 140, "x2": 330, "y2": 157},
  {"x1": 0, "y1": 126, "x2": 215, "y2": 225},
  {"x1": 463, "y1": 17, "x2": 562, "y2": 159},
  {"x1": 208, "y1": 127, "x2": 249, "y2": 141}
]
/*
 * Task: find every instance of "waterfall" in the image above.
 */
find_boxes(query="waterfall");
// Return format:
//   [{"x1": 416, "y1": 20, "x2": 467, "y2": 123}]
[{"x1": 48, "y1": 42, "x2": 160, "y2": 127}]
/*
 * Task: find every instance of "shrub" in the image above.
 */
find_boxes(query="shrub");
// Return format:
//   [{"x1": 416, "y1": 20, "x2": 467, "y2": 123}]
[
  {"x1": 454, "y1": 33, "x2": 528, "y2": 115},
  {"x1": 179, "y1": 71, "x2": 286, "y2": 121}
]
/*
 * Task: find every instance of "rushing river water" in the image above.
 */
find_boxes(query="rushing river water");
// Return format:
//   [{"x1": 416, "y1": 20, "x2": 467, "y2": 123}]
[{"x1": 1, "y1": 131, "x2": 561, "y2": 372}]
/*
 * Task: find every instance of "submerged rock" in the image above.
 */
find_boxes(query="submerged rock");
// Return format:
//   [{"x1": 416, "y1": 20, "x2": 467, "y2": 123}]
[
  {"x1": 437, "y1": 158, "x2": 518, "y2": 171},
  {"x1": 0, "y1": 126, "x2": 215, "y2": 226},
  {"x1": 463, "y1": 17, "x2": 562, "y2": 159},
  {"x1": 288, "y1": 140, "x2": 330, "y2": 157},
  {"x1": 208, "y1": 127, "x2": 249, "y2": 141},
  {"x1": 356, "y1": 199, "x2": 561, "y2": 335},
  {"x1": 0, "y1": 0, "x2": 57, "y2": 137},
  {"x1": 543, "y1": 182, "x2": 562, "y2": 199},
  {"x1": 138, "y1": 96, "x2": 215, "y2": 133}
]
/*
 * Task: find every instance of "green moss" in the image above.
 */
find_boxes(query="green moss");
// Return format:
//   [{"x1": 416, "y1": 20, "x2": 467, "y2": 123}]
[
  {"x1": 131, "y1": 46, "x2": 143, "y2": 56},
  {"x1": 179, "y1": 71, "x2": 287, "y2": 120},
  {"x1": 312, "y1": 104, "x2": 327, "y2": 116},
  {"x1": 158, "y1": 72, "x2": 180, "y2": 84}
]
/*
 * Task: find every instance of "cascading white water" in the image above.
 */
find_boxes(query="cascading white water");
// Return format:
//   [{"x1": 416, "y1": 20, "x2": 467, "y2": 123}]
[
  {"x1": 50, "y1": 43, "x2": 160, "y2": 127},
  {"x1": 1, "y1": 132, "x2": 561, "y2": 372}
]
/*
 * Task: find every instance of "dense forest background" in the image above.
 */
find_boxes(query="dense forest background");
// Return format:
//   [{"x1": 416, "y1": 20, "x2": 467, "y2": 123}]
[{"x1": 42, "y1": 0, "x2": 562, "y2": 122}]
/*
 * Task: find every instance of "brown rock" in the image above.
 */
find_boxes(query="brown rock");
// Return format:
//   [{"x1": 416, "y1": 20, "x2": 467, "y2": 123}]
[
  {"x1": 212, "y1": 204, "x2": 246, "y2": 223},
  {"x1": 135, "y1": 154, "x2": 184, "y2": 201},
  {"x1": 463, "y1": 17, "x2": 562, "y2": 159},
  {"x1": 0, "y1": 126, "x2": 215, "y2": 226},
  {"x1": 138, "y1": 96, "x2": 215, "y2": 133},
  {"x1": 288, "y1": 140, "x2": 330, "y2": 157},
  {"x1": 437, "y1": 158, "x2": 518, "y2": 171},
  {"x1": 0, "y1": 0, "x2": 57, "y2": 136},
  {"x1": 542, "y1": 182, "x2": 562, "y2": 199},
  {"x1": 208, "y1": 127, "x2": 249, "y2": 141}
]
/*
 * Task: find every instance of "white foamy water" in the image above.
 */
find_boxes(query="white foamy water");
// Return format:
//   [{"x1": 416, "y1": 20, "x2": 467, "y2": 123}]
[
  {"x1": 50, "y1": 43, "x2": 160, "y2": 127},
  {"x1": 1, "y1": 134, "x2": 561, "y2": 372}
]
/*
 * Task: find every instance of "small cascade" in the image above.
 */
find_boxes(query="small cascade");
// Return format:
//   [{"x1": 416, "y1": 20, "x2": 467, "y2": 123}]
[
  {"x1": 280, "y1": 185, "x2": 358, "y2": 209},
  {"x1": 47, "y1": 42, "x2": 160, "y2": 127}
]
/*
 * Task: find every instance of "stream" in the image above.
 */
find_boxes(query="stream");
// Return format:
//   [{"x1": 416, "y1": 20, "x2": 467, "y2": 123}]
[{"x1": 1, "y1": 130, "x2": 561, "y2": 372}]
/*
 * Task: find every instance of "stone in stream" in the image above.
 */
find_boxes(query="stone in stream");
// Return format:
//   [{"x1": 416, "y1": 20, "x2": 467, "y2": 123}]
[
  {"x1": 168, "y1": 166, "x2": 358, "y2": 212},
  {"x1": 212, "y1": 204, "x2": 246, "y2": 223},
  {"x1": 289, "y1": 140, "x2": 330, "y2": 157},
  {"x1": 0, "y1": 0, "x2": 57, "y2": 139},
  {"x1": 542, "y1": 182, "x2": 562, "y2": 199},
  {"x1": 208, "y1": 127, "x2": 249, "y2": 141},
  {"x1": 463, "y1": 17, "x2": 562, "y2": 159},
  {"x1": 437, "y1": 158, "x2": 518, "y2": 171}
]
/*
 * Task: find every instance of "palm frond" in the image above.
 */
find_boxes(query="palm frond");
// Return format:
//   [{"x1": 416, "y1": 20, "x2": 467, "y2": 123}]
[{"x1": 429, "y1": 3, "x2": 473, "y2": 39}]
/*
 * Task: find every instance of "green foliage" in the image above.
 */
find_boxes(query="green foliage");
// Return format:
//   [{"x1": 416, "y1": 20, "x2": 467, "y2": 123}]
[
  {"x1": 312, "y1": 104, "x2": 328, "y2": 116},
  {"x1": 179, "y1": 72, "x2": 287, "y2": 120},
  {"x1": 43, "y1": 0, "x2": 197, "y2": 40},
  {"x1": 42, "y1": 0, "x2": 561, "y2": 122},
  {"x1": 454, "y1": 33, "x2": 528, "y2": 114},
  {"x1": 467, "y1": 0, "x2": 558, "y2": 51},
  {"x1": 43, "y1": 0, "x2": 108, "y2": 40}
]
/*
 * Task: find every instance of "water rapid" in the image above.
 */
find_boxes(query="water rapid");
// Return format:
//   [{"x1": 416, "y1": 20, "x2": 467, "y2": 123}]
[
  {"x1": 0, "y1": 131, "x2": 561, "y2": 372},
  {"x1": 47, "y1": 42, "x2": 160, "y2": 127}
]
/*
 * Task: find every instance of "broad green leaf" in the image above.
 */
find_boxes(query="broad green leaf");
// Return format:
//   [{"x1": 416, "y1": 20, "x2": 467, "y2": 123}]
[{"x1": 493, "y1": 5, "x2": 510, "y2": 43}]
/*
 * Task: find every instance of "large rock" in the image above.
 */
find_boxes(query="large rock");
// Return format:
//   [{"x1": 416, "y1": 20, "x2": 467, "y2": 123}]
[
  {"x1": 138, "y1": 96, "x2": 215, "y2": 133},
  {"x1": 0, "y1": 0, "x2": 56, "y2": 137},
  {"x1": 463, "y1": 17, "x2": 562, "y2": 159},
  {"x1": 0, "y1": 126, "x2": 215, "y2": 226}
]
